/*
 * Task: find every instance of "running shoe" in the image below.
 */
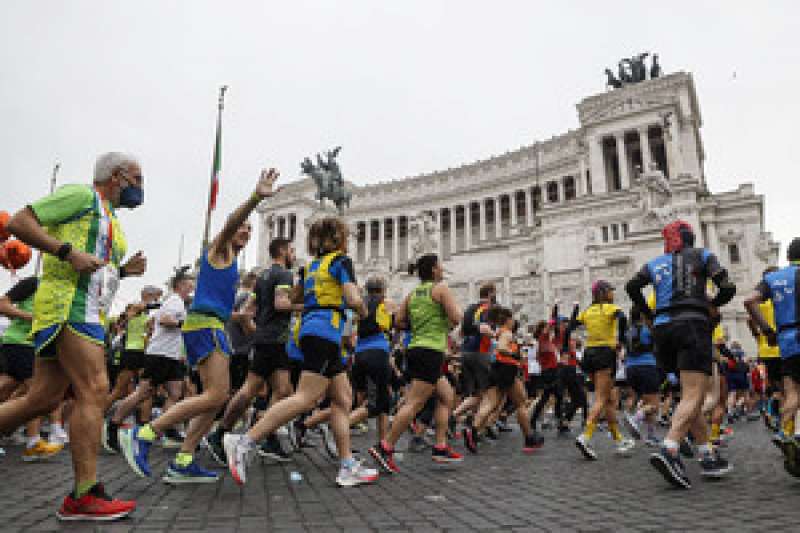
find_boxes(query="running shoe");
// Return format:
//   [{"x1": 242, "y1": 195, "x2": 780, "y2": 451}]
[
  {"x1": 56, "y1": 483, "x2": 136, "y2": 522},
  {"x1": 336, "y1": 460, "x2": 379, "y2": 487},
  {"x1": 206, "y1": 429, "x2": 227, "y2": 466},
  {"x1": 22, "y1": 439, "x2": 64, "y2": 462},
  {"x1": 575, "y1": 434, "x2": 597, "y2": 461},
  {"x1": 644, "y1": 436, "x2": 661, "y2": 448},
  {"x1": 288, "y1": 419, "x2": 307, "y2": 451},
  {"x1": 523, "y1": 432, "x2": 544, "y2": 454},
  {"x1": 462, "y1": 427, "x2": 478, "y2": 454},
  {"x1": 162, "y1": 461, "x2": 220, "y2": 484},
  {"x1": 432, "y1": 444, "x2": 463, "y2": 464},
  {"x1": 623, "y1": 413, "x2": 642, "y2": 440},
  {"x1": 615, "y1": 438, "x2": 636, "y2": 456},
  {"x1": 408, "y1": 435, "x2": 428, "y2": 453},
  {"x1": 699, "y1": 453, "x2": 733, "y2": 478},
  {"x1": 679, "y1": 437, "x2": 695, "y2": 458},
  {"x1": 258, "y1": 437, "x2": 292, "y2": 462},
  {"x1": 781, "y1": 437, "x2": 800, "y2": 477},
  {"x1": 485, "y1": 426, "x2": 498, "y2": 441},
  {"x1": 161, "y1": 429, "x2": 184, "y2": 449},
  {"x1": 319, "y1": 424, "x2": 338, "y2": 459},
  {"x1": 649, "y1": 447, "x2": 691, "y2": 489},
  {"x1": 771, "y1": 432, "x2": 785, "y2": 452},
  {"x1": 118, "y1": 426, "x2": 152, "y2": 478},
  {"x1": 368, "y1": 441, "x2": 399, "y2": 474},
  {"x1": 223, "y1": 433, "x2": 252, "y2": 485},
  {"x1": 50, "y1": 426, "x2": 70, "y2": 445},
  {"x1": 497, "y1": 420, "x2": 513, "y2": 433}
]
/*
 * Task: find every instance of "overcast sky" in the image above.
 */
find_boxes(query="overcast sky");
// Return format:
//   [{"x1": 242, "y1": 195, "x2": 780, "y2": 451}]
[{"x1": 2, "y1": 1, "x2": 798, "y2": 312}]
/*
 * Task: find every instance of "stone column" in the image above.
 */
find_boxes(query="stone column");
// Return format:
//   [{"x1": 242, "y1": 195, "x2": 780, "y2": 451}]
[
  {"x1": 665, "y1": 121, "x2": 682, "y2": 178},
  {"x1": 449, "y1": 207, "x2": 457, "y2": 255},
  {"x1": 510, "y1": 192, "x2": 518, "y2": 227},
  {"x1": 436, "y1": 211, "x2": 444, "y2": 259},
  {"x1": 378, "y1": 218, "x2": 385, "y2": 259},
  {"x1": 405, "y1": 216, "x2": 413, "y2": 263},
  {"x1": 639, "y1": 126, "x2": 653, "y2": 173},
  {"x1": 577, "y1": 158, "x2": 587, "y2": 196},
  {"x1": 364, "y1": 219, "x2": 371, "y2": 261},
  {"x1": 615, "y1": 132, "x2": 630, "y2": 189},
  {"x1": 392, "y1": 216, "x2": 399, "y2": 269},
  {"x1": 465, "y1": 203, "x2": 473, "y2": 249},
  {"x1": 589, "y1": 136, "x2": 607, "y2": 194},
  {"x1": 479, "y1": 199, "x2": 487, "y2": 241},
  {"x1": 525, "y1": 189, "x2": 534, "y2": 226},
  {"x1": 503, "y1": 275, "x2": 511, "y2": 307},
  {"x1": 468, "y1": 279, "x2": 476, "y2": 302},
  {"x1": 542, "y1": 269, "x2": 551, "y2": 305},
  {"x1": 494, "y1": 196, "x2": 502, "y2": 239},
  {"x1": 706, "y1": 220, "x2": 720, "y2": 256}
]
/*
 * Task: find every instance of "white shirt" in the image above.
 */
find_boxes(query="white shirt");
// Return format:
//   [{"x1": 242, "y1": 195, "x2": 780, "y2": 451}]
[{"x1": 146, "y1": 293, "x2": 187, "y2": 360}]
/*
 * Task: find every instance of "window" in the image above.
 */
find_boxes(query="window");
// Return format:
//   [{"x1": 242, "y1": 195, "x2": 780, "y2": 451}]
[
  {"x1": 564, "y1": 176, "x2": 576, "y2": 200},
  {"x1": 622, "y1": 223, "x2": 629, "y2": 238},
  {"x1": 546, "y1": 181, "x2": 559, "y2": 203},
  {"x1": 729, "y1": 243, "x2": 741, "y2": 264},
  {"x1": 611, "y1": 224, "x2": 619, "y2": 241},
  {"x1": 602, "y1": 226, "x2": 609, "y2": 243},
  {"x1": 586, "y1": 170, "x2": 592, "y2": 195}
]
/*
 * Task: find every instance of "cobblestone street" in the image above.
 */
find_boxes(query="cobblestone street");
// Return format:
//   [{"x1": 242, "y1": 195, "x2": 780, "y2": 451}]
[{"x1": 0, "y1": 419, "x2": 795, "y2": 532}]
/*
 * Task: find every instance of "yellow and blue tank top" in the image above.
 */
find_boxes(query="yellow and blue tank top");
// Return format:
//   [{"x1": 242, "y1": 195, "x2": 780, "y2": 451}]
[
  {"x1": 299, "y1": 251, "x2": 355, "y2": 344},
  {"x1": 761, "y1": 264, "x2": 800, "y2": 358},
  {"x1": 356, "y1": 296, "x2": 392, "y2": 354}
]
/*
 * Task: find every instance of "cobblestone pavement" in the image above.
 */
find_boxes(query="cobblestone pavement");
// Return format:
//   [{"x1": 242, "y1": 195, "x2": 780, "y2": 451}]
[{"x1": 0, "y1": 419, "x2": 796, "y2": 532}]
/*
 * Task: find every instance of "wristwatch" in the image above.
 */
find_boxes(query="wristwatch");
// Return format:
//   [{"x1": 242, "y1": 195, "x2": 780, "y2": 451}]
[{"x1": 56, "y1": 243, "x2": 73, "y2": 261}]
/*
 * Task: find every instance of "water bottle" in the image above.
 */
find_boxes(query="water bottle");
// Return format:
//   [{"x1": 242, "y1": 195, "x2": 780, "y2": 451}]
[{"x1": 289, "y1": 471, "x2": 303, "y2": 483}]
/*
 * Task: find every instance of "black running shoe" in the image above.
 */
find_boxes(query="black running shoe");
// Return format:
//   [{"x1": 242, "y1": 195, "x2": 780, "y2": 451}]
[
  {"x1": 258, "y1": 436, "x2": 291, "y2": 462},
  {"x1": 368, "y1": 441, "x2": 399, "y2": 474},
  {"x1": 206, "y1": 428, "x2": 226, "y2": 466},
  {"x1": 700, "y1": 453, "x2": 733, "y2": 478},
  {"x1": 650, "y1": 448, "x2": 691, "y2": 489},
  {"x1": 678, "y1": 437, "x2": 695, "y2": 458}
]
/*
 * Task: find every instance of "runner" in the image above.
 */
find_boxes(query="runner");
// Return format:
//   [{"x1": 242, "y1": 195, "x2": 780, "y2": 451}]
[
  {"x1": 224, "y1": 216, "x2": 378, "y2": 487},
  {"x1": 0, "y1": 152, "x2": 146, "y2": 519},
  {"x1": 626, "y1": 220, "x2": 735, "y2": 488},
  {"x1": 0, "y1": 276, "x2": 65, "y2": 460},
  {"x1": 528, "y1": 307, "x2": 565, "y2": 439},
  {"x1": 107, "y1": 286, "x2": 162, "y2": 409},
  {"x1": 744, "y1": 237, "x2": 800, "y2": 476},
  {"x1": 349, "y1": 276, "x2": 394, "y2": 442},
  {"x1": 623, "y1": 305, "x2": 661, "y2": 447},
  {"x1": 369, "y1": 253, "x2": 463, "y2": 473},
  {"x1": 207, "y1": 237, "x2": 300, "y2": 464},
  {"x1": 103, "y1": 268, "x2": 193, "y2": 457},
  {"x1": 466, "y1": 305, "x2": 542, "y2": 453},
  {"x1": 119, "y1": 167, "x2": 278, "y2": 483},
  {"x1": 566, "y1": 283, "x2": 635, "y2": 460}
]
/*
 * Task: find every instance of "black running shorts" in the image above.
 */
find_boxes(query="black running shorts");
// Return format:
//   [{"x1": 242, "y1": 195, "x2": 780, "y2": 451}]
[
  {"x1": 653, "y1": 319, "x2": 713, "y2": 376},
  {"x1": 298, "y1": 335, "x2": 345, "y2": 378},
  {"x1": 406, "y1": 347, "x2": 444, "y2": 385},
  {"x1": 460, "y1": 351, "x2": 490, "y2": 397},
  {"x1": 0, "y1": 344, "x2": 34, "y2": 382},
  {"x1": 582, "y1": 346, "x2": 617, "y2": 375},
  {"x1": 625, "y1": 365, "x2": 661, "y2": 396},
  {"x1": 120, "y1": 349, "x2": 147, "y2": 371},
  {"x1": 141, "y1": 354, "x2": 185, "y2": 386},
  {"x1": 489, "y1": 362, "x2": 519, "y2": 391},
  {"x1": 249, "y1": 342, "x2": 289, "y2": 381}
]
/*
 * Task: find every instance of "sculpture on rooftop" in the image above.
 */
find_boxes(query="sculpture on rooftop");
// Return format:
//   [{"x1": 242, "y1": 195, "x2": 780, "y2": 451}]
[
  {"x1": 607, "y1": 52, "x2": 661, "y2": 89},
  {"x1": 301, "y1": 146, "x2": 352, "y2": 214}
]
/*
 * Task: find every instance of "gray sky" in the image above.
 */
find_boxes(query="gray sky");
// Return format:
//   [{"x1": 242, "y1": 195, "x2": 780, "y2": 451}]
[{"x1": 2, "y1": 1, "x2": 798, "y2": 312}]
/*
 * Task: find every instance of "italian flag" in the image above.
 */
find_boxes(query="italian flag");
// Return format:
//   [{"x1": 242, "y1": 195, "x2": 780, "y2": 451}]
[{"x1": 208, "y1": 114, "x2": 222, "y2": 211}]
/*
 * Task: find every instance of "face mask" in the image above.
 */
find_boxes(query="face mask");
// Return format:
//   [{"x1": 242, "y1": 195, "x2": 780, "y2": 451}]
[{"x1": 119, "y1": 184, "x2": 144, "y2": 208}]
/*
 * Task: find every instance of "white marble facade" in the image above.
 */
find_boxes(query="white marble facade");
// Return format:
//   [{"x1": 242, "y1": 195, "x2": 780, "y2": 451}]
[{"x1": 257, "y1": 72, "x2": 779, "y2": 353}]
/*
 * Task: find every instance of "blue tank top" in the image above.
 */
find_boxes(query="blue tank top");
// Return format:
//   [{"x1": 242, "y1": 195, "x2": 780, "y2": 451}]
[
  {"x1": 189, "y1": 251, "x2": 239, "y2": 322},
  {"x1": 763, "y1": 264, "x2": 800, "y2": 358}
]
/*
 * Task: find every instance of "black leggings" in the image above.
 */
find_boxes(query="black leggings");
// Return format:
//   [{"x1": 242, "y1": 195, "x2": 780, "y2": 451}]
[
  {"x1": 559, "y1": 366, "x2": 587, "y2": 424},
  {"x1": 530, "y1": 368, "x2": 563, "y2": 429}
]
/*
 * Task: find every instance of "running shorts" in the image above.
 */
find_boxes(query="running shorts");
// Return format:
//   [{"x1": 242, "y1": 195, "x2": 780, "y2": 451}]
[{"x1": 653, "y1": 319, "x2": 713, "y2": 375}]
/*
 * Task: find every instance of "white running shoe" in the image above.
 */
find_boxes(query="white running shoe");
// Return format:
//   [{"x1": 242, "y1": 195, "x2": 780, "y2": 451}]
[
  {"x1": 575, "y1": 434, "x2": 598, "y2": 460},
  {"x1": 320, "y1": 424, "x2": 338, "y2": 460},
  {"x1": 616, "y1": 437, "x2": 636, "y2": 456},
  {"x1": 336, "y1": 460, "x2": 379, "y2": 487},
  {"x1": 224, "y1": 433, "x2": 251, "y2": 486}
]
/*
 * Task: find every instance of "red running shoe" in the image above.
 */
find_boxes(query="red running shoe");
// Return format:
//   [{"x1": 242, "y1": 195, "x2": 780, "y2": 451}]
[
  {"x1": 368, "y1": 441, "x2": 400, "y2": 474},
  {"x1": 56, "y1": 483, "x2": 136, "y2": 521},
  {"x1": 432, "y1": 444, "x2": 463, "y2": 464}
]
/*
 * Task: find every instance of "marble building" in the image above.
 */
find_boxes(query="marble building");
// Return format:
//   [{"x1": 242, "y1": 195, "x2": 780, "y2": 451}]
[{"x1": 256, "y1": 71, "x2": 779, "y2": 352}]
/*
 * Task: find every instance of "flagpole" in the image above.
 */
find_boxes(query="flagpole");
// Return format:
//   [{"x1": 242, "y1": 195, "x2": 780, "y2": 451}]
[
  {"x1": 34, "y1": 162, "x2": 60, "y2": 275},
  {"x1": 201, "y1": 85, "x2": 228, "y2": 252}
]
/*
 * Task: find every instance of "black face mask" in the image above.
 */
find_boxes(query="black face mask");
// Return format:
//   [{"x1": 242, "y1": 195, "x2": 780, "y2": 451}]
[{"x1": 119, "y1": 184, "x2": 144, "y2": 208}]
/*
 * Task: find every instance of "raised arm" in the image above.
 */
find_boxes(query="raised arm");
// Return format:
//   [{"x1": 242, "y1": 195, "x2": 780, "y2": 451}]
[
  {"x1": 562, "y1": 303, "x2": 580, "y2": 352},
  {"x1": 209, "y1": 168, "x2": 278, "y2": 260},
  {"x1": 626, "y1": 265, "x2": 653, "y2": 321}
]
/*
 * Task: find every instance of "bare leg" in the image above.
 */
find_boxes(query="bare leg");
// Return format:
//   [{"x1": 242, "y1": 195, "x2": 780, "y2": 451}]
[
  {"x1": 246, "y1": 371, "x2": 328, "y2": 442},
  {"x1": 328, "y1": 372, "x2": 354, "y2": 460},
  {"x1": 177, "y1": 352, "x2": 231, "y2": 454},
  {"x1": 666, "y1": 371, "x2": 708, "y2": 442},
  {"x1": 220, "y1": 373, "x2": 264, "y2": 431},
  {"x1": 433, "y1": 377, "x2": 454, "y2": 447},
  {"x1": 385, "y1": 380, "x2": 435, "y2": 446}
]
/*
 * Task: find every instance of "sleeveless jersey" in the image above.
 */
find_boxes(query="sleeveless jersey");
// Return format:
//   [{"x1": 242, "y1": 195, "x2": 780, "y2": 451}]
[
  {"x1": 299, "y1": 252, "x2": 355, "y2": 344},
  {"x1": 760, "y1": 264, "x2": 800, "y2": 358},
  {"x1": 408, "y1": 282, "x2": 450, "y2": 353},
  {"x1": 185, "y1": 250, "x2": 239, "y2": 330}
]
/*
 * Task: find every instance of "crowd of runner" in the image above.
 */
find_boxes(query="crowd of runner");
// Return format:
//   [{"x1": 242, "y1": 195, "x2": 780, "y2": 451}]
[{"x1": 1, "y1": 152, "x2": 798, "y2": 521}]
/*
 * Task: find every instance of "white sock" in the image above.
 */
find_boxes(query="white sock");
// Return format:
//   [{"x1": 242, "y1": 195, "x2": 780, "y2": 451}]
[
  {"x1": 26, "y1": 436, "x2": 40, "y2": 449},
  {"x1": 663, "y1": 438, "x2": 679, "y2": 452}
]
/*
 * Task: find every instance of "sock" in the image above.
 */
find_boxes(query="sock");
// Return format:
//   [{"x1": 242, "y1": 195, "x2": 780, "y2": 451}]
[
  {"x1": 433, "y1": 443, "x2": 447, "y2": 451},
  {"x1": 341, "y1": 456, "x2": 356, "y2": 469},
  {"x1": 663, "y1": 438, "x2": 679, "y2": 454},
  {"x1": 74, "y1": 480, "x2": 96, "y2": 498},
  {"x1": 697, "y1": 443, "x2": 713, "y2": 457},
  {"x1": 710, "y1": 423, "x2": 721, "y2": 440},
  {"x1": 783, "y1": 419, "x2": 794, "y2": 436},
  {"x1": 52, "y1": 423, "x2": 64, "y2": 434},
  {"x1": 583, "y1": 421, "x2": 597, "y2": 439},
  {"x1": 26, "y1": 436, "x2": 40, "y2": 449},
  {"x1": 608, "y1": 423, "x2": 623, "y2": 442},
  {"x1": 139, "y1": 424, "x2": 157, "y2": 442},
  {"x1": 175, "y1": 452, "x2": 193, "y2": 467}
]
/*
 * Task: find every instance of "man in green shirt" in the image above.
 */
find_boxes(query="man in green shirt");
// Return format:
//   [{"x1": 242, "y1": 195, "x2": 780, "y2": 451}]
[{"x1": 0, "y1": 152, "x2": 146, "y2": 521}]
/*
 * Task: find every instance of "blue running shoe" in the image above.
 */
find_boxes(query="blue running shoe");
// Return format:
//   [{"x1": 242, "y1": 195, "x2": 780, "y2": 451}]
[
  {"x1": 162, "y1": 461, "x2": 220, "y2": 484},
  {"x1": 118, "y1": 426, "x2": 152, "y2": 478}
]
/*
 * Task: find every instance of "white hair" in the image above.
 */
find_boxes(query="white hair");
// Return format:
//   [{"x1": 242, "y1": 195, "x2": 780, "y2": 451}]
[{"x1": 93, "y1": 152, "x2": 139, "y2": 184}]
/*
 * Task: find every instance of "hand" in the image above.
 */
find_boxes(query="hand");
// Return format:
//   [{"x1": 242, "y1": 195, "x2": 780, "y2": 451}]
[
  {"x1": 255, "y1": 168, "x2": 279, "y2": 199},
  {"x1": 122, "y1": 251, "x2": 147, "y2": 277},
  {"x1": 67, "y1": 250, "x2": 105, "y2": 274}
]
